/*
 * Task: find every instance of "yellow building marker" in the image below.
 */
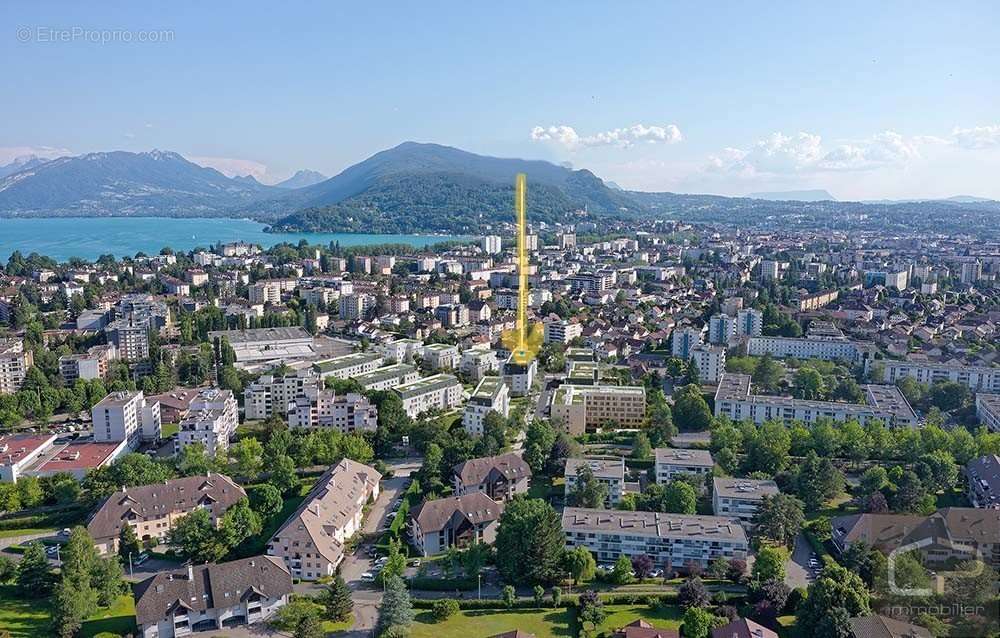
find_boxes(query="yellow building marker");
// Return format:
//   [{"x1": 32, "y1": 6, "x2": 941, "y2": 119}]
[{"x1": 502, "y1": 173, "x2": 543, "y2": 363}]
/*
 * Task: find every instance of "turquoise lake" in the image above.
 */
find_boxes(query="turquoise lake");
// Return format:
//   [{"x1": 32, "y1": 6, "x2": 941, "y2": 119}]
[{"x1": 0, "y1": 217, "x2": 465, "y2": 262}]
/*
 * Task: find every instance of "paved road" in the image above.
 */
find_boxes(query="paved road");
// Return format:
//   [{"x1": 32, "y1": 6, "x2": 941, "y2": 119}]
[
  {"x1": 786, "y1": 532, "x2": 817, "y2": 589},
  {"x1": 324, "y1": 459, "x2": 420, "y2": 636}
]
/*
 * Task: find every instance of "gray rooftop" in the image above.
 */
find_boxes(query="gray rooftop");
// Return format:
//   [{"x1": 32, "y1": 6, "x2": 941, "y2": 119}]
[
  {"x1": 713, "y1": 477, "x2": 780, "y2": 501},
  {"x1": 562, "y1": 507, "x2": 748, "y2": 544},
  {"x1": 655, "y1": 447, "x2": 715, "y2": 468}
]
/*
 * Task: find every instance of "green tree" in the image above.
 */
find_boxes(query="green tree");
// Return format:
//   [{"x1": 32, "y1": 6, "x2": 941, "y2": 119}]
[
  {"x1": 61, "y1": 526, "x2": 99, "y2": 587},
  {"x1": 577, "y1": 590, "x2": 606, "y2": 632},
  {"x1": 793, "y1": 367, "x2": 826, "y2": 400},
  {"x1": 681, "y1": 606, "x2": 725, "y2": 638},
  {"x1": 570, "y1": 463, "x2": 608, "y2": 508},
  {"x1": 611, "y1": 555, "x2": 633, "y2": 585},
  {"x1": 678, "y1": 576, "x2": 710, "y2": 608},
  {"x1": 672, "y1": 385, "x2": 712, "y2": 431},
  {"x1": 220, "y1": 498, "x2": 263, "y2": 548},
  {"x1": 50, "y1": 578, "x2": 96, "y2": 638},
  {"x1": 752, "y1": 546, "x2": 788, "y2": 583},
  {"x1": 294, "y1": 613, "x2": 323, "y2": 638},
  {"x1": 743, "y1": 421, "x2": 791, "y2": 474},
  {"x1": 15, "y1": 541, "x2": 51, "y2": 595},
  {"x1": 631, "y1": 431, "x2": 652, "y2": 460},
  {"x1": 378, "y1": 575, "x2": 414, "y2": 633},
  {"x1": 378, "y1": 537, "x2": 407, "y2": 585},
  {"x1": 794, "y1": 451, "x2": 844, "y2": 511},
  {"x1": 753, "y1": 354, "x2": 784, "y2": 392},
  {"x1": 431, "y1": 598, "x2": 459, "y2": 621},
  {"x1": 551, "y1": 586, "x2": 562, "y2": 607},
  {"x1": 796, "y1": 564, "x2": 871, "y2": 635},
  {"x1": 501, "y1": 584, "x2": 516, "y2": 608},
  {"x1": 93, "y1": 556, "x2": 125, "y2": 607},
  {"x1": 752, "y1": 494, "x2": 804, "y2": 547},
  {"x1": 533, "y1": 584, "x2": 545, "y2": 607},
  {"x1": 228, "y1": 437, "x2": 264, "y2": 480},
  {"x1": 269, "y1": 454, "x2": 300, "y2": 494},
  {"x1": 167, "y1": 508, "x2": 227, "y2": 563},
  {"x1": 495, "y1": 498, "x2": 565, "y2": 584},
  {"x1": 176, "y1": 442, "x2": 215, "y2": 476},
  {"x1": 663, "y1": 480, "x2": 697, "y2": 514},
  {"x1": 562, "y1": 546, "x2": 597, "y2": 585},
  {"x1": 318, "y1": 574, "x2": 353, "y2": 622},
  {"x1": 248, "y1": 483, "x2": 284, "y2": 520}
]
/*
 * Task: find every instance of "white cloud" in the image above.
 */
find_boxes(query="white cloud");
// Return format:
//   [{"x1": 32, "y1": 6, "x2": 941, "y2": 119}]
[
  {"x1": 951, "y1": 124, "x2": 1000, "y2": 149},
  {"x1": 0, "y1": 145, "x2": 73, "y2": 165},
  {"x1": 187, "y1": 155, "x2": 271, "y2": 181},
  {"x1": 531, "y1": 123, "x2": 682, "y2": 149},
  {"x1": 708, "y1": 130, "x2": 923, "y2": 175}
]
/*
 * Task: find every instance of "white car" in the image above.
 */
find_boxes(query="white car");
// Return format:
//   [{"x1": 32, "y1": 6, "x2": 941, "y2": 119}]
[
  {"x1": 649, "y1": 569, "x2": 664, "y2": 578},
  {"x1": 375, "y1": 557, "x2": 389, "y2": 566},
  {"x1": 361, "y1": 572, "x2": 376, "y2": 582}
]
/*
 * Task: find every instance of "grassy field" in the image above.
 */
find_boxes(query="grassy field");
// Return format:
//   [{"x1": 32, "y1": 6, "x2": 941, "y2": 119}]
[
  {"x1": 160, "y1": 422, "x2": 180, "y2": 439},
  {"x1": 80, "y1": 594, "x2": 137, "y2": 638},
  {"x1": 410, "y1": 608, "x2": 575, "y2": 638},
  {"x1": 0, "y1": 586, "x2": 135, "y2": 638},
  {"x1": 322, "y1": 613, "x2": 354, "y2": 633},
  {"x1": 0, "y1": 527, "x2": 55, "y2": 539},
  {"x1": 408, "y1": 604, "x2": 686, "y2": 638}
]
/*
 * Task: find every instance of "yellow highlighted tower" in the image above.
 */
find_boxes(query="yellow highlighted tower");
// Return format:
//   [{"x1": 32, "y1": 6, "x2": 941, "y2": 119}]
[{"x1": 502, "y1": 173, "x2": 543, "y2": 364}]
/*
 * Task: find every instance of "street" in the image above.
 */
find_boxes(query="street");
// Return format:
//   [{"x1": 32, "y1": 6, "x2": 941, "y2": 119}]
[{"x1": 786, "y1": 532, "x2": 819, "y2": 589}]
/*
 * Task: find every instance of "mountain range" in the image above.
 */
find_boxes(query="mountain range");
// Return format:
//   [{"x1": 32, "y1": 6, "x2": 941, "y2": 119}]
[{"x1": 0, "y1": 143, "x2": 998, "y2": 236}]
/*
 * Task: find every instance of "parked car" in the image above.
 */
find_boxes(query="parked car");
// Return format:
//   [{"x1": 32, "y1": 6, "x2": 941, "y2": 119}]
[
  {"x1": 45, "y1": 545, "x2": 59, "y2": 556},
  {"x1": 649, "y1": 569, "x2": 664, "y2": 578},
  {"x1": 134, "y1": 552, "x2": 149, "y2": 565},
  {"x1": 361, "y1": 572, "x2": 376, "y2": 582}
]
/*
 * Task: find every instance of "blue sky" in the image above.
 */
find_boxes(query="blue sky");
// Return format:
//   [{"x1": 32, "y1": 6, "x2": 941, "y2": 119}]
[{"x1": 3, "y1": 1, "x2": 1000, "y2": 199}]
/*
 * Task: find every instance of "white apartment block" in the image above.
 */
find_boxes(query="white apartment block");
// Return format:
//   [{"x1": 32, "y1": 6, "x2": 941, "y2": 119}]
[
  {"x1": 287, "y1": 387, "x2": 378, "y2": 433},
  {"x1": 462, "y1": 376, "x2": 510, "y2": 436},
  {"x1": 747, "y1": 336, "x2": 873, "y2": 371},
  {"x1": 92, "y1": 390, "x2": 162, "y2": 447},
  {"x1": 460, "y1": 348, "x2": 501, "y2": 382},
  {"x1": 378, "y1": 338, "x2": 422, "y2": 363},
  {"x1": 544, "y1": 319, "x2": 583, "y2": 344},
  {"x1": 338, "y1": 293, "x2": 375, "y2": 321},
  {"x1": 0, "y1": 338, "x2": 33, "y2": 395},
  {"x1": 105, "y1": 318, "x2": 150, "y2": 361},
  {"x1": 243, "y1": 371, "x2": 317, "y2": 420},
  {"x1": 564, "y1": 458, "x2": 626, "y2": 507},
  {"x1": 502, "y1": 357, "x2": 537, "y2": 397},
  {"x1": 708, "y1": 314, "x2": 737, "y2": 346},
  {"x1": 353, "y1": 363, "x2": 420, "y2": 392},
  {"x1": 690, "y1": 344, "x2": 725, "y2": 384},
  {"x1": 550, "y1": 384, "x2": 646, "y2": 436},
  {"x1": 248, "y1": 280, "x2": 283, "y2": 304},
  {"x1": 672, "y1": 327, "x2": 703, "y2": 359},
  {"x1": 422, "y1": 343, "x2": 460, "y2": 370},
  {"x1": 312, "y1": 352, "x2": 383, "y2": 380},
  {"x1": 977, "y1": 394, "x2": 1000, "y2": 433},
  {"x1": 737, "y1": 308, "x2": 763, "y2": 338},
  {"x1": 562, "y1": 507, "x2": 749, "y2": 571},
  {"x1": 715, "y1": 373, "x2": 918, "y2": 427},
  {"x1": 481, "y1": 235, "x2": 502, "y2": 254},
  {"x1": 175, "y1": 388, "x2": 238, "y2": 456},
  {"x1": 882, "y1": 361, "x2": 1000, "y2": 394},
  {"x1": 393, "y1": 373, "x2": 463, "y2": 418},
  {"x1": 59, "y1": 344, "x2": 116, "y2": 384},
  {"x1": 712, "y1": 477, "x2": 780, "y2": 523},
  {"x1": 655, "y1": 448, "x2": 715, "y2": 485}
]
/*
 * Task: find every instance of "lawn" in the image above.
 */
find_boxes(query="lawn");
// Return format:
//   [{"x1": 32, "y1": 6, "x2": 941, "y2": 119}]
[
  {"x1": 160, "y1": 422, "x2": 180, "y2": 439},
  {"x1": 322, "y1": 613, "x2": 354, "y2": 633},
  {"x1": 228, "y1": 479, "x2": 313, "y2": 559},
  {"x1": 80, "y1": 594, "x2": 136, "y2": 638},
  {"x1": 587, "y1": 604, "x2": 683, "y2": 635},
  {"x1": 0, "y1": 584, "x2": 49, "y2": 638},
  {"x1": 0, "y1": 587, "x2": 135, "y2": 638},
  {"x1": 410, "y1": 608, "x2": 575, "y2": 638},
  {"x1": 0, "y1": 527, "x2": 55, "y2": 539}
]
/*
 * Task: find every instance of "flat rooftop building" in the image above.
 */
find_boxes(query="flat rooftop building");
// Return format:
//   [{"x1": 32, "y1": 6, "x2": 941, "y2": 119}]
[
  {"x1": 207, "y1": 327, "x2": 315, "y2": 366},
  {"x1": 312, "y1": 351, "x2": 384, "y2": 380},
  {"x1": 353, "y1": 363, "x2": 420, "y2": 391},
  {"x1": 714, "y1": 373, "x2": 917, "y2": 427}
]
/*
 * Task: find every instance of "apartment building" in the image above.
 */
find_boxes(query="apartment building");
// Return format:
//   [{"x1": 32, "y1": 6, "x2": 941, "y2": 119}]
[
  {"x1": 0, "y1": 338, "x2": 33, "y2": 395},
  {"x1": 243, "y1": 371, "x2": 317, "y2": 420},
  {"x1": 409, "y1": 492, "x2": 504, "y2": 556},
  {"x1": 312, "y1": 351, "x2": 384, "y2": 380},
  {"x1": 708, "y1": 309, "x2": 763, "y2": 346},
  {"x1": 452, "y1": 452, "x2": 531, "y2": 502},
  {"x1": 654, "y1": 448, "x2": 715, "y2": 485},
  {"x1": 105, "y1": 318, "x2": 151, "y2": 362},
  {"x1": 831, "y1": 507, "x2": 1000, "y2": 569},
  {"x1": 58, "y1": 344, "x2": 116, "y2": 383},
  {"x1": 338, "y1": 293, "x2": 375, "y2": 321},
  {"x1": 882, "y1": 361, "x2": 1000, "y2": 394},
  {"x1": 175, "y1": 388, "x2": 239, "y2": 456},
  {"x1": 503, "y1": 357, "x2": 537, "y2": 397},
  {"x1": 0, "y1": 433, "x2": 58, "y2": 483},
  {"x1": 435, "y1": 304, "x2": 469, "y2": 328},
  {"x1": 978, "y1": 394, "x2": 1000, "y2": 432},
  {"x1": 460, "y1": 348, "x2": 501, "y2": 382},
  {"x1": 133, "y1": 556, "x2": 292, "y2": 638},
  {"x1": 707, "y1": 314, "x2": 737, "y2": 346},
  {"x1": 248, "y1": 279, "x2": 286, "y2": 305},
  {"x1": 564, "y1": 458, "x2": 626, "y2": 507},
  {"x1": 689, "y1": 344, "x2": 725, "y2": 384},
  {"x1": 87, "y1": 473, "x2": 246, "y2": 554},
  {"x1": 550, "y1": 384, "x2": 646, "y2": 435},
  {"x1": 92, "y1": 390, "x2": 162, "y2": 446},
  {"x1": 422, "y1": 343, "x2": 460, "y2": 370},
  {"x1": 462, "y1": 376, "x2": 510, "y2": 436},
  {"x1": 378, "y1": 338, "x2": 422, "y2": 363},
  {"x1": 712, "y1": 478, "x2": 780, "y2": 523},
  {"x1": 267, "y1": 459, "x2": 381, "y2": 579},
  {"x1": 967, "y1": 454, "x2": 1000, "y2": 509},
  {"x1": 747, "y1": 336, "x2": 873, "y2": 371},
  {"x1": 562, "y1": 507, "x2": 749, "y2": 571},
  {"x1": 481, "y1": 235, "x2": 502, "y2": 254},
  {"x1": 672, "y1": 327, "x2": 703, "y2": 359},
  {"x1": 393, "y1": 373, "x2": 463, "y2": 418},
  {"x1": 714, "y1": 373, "x2": 917, "y2": 427},
  {"x1": 287, "y1": 387, "x2": 378, "y2": 433},
  {"x1": 353, "y1": 363, "x2": 420, "y2": 392},
  {"x1": 544, "y1": 318, "x2": 583, "y2": 344}
]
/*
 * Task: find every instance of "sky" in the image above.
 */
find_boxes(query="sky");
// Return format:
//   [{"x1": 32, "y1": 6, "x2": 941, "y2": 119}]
[{"x1": 2, "y1": 1, "x2": 1000, "y2": 199}]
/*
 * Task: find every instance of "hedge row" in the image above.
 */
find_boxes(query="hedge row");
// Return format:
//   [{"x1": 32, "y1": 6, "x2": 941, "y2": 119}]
[
  {"x1": 408, "y1": 576, "x2": 477, "y2": 591},
  {"x1": 0, "y1": 506, "x2": 88, "y2": 531}
]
